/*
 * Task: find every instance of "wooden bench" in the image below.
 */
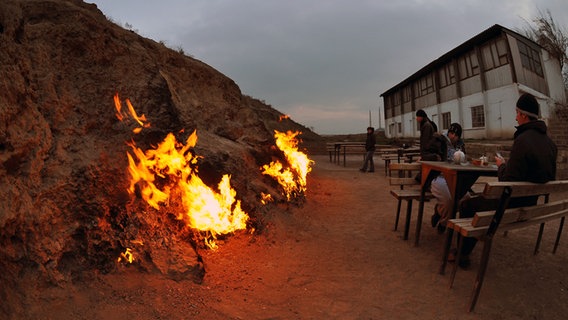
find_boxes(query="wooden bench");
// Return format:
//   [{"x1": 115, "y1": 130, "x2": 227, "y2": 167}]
[
  {"x1": 388, "y1": 163, "x2": 433, "y2": 240},
  {"x1": 441, "y1": 180, "x2": 568, "y2": 312},
  {"x1": 326, "y1": 143, "x2": 339, "y2": 163},
  {"x1": 382, "y1": 153, "x2": 403, "y2": 176},
  {"x1": 381, "y1": 149, "x2": 421, "y2": 175}
]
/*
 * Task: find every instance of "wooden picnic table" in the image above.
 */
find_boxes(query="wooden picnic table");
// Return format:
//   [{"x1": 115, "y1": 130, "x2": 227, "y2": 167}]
[
  {"x1": 328, "y1": 142, "x2": 391, "y2": 167},
  {"x1": 414, "y1": 160, "x2": 498, "y2": 246},
  {"x1": 380, "y1": 147, "x2": 421, "y2": 175}
]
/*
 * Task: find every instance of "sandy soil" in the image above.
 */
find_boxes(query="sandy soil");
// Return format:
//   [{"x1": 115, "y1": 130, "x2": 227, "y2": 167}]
[{"x1": 20, "y1": 155, "x2": 568, "y2": 319}]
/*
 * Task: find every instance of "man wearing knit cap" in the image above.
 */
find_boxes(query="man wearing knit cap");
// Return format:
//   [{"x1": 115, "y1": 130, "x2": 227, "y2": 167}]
[
  {"x1": 456, "y1": 92, "x2": 557, "y2": 268},
  {"x1": 415, "y1": 109, "x2": 438, "y2": 160},
  {"x1": 495, "y1": 92, "x2": 557, "y2": 182}
]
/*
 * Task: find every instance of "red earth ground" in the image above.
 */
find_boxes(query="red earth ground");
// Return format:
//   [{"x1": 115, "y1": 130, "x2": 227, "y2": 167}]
[{"x1": 18, "y1": 155, "x2": 568, "y2": 319}]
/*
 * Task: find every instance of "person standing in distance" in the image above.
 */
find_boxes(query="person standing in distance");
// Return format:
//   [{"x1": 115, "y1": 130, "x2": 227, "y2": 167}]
[{"x1": 360, "y1": 126, "x2": 376, "y2": 173}]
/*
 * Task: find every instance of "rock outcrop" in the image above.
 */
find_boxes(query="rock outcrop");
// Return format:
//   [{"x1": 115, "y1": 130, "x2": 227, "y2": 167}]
[{"x1": 0, "y1": 0, "x2": 320, "y2": 313}]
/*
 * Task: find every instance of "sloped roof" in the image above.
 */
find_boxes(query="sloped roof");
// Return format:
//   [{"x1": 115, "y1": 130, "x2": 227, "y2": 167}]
[{"x1": 380, "y1": 24, "x2": 539, "y2": 97}]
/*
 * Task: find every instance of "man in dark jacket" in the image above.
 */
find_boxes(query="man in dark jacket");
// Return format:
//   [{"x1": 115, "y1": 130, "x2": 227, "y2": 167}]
[
  {"x1": 416, "y1": 109, "x2": 439, "y2": 161},
  {"x1": 496, "y1": 93, "x2": 557, "y2": 182},
  {"x1": 360, "y1": 126, "x2": 376, "y2": 172},
  {"x1": 456, "y1": 93, "x2": 557, "y2": 268}
]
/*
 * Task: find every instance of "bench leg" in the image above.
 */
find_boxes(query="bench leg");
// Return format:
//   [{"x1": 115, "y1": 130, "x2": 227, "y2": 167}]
[
  {"x1": 534, "y1": 222, "x2": 545, "y2": 255},
  {"x1": 439, "y1": 228, "x2": 454, "y2": 275},
  {"x1": 449, "y1": 234, "x2": 463, "y2": 288},
  {"x1": 553, "y1": 216, "x2": 565, "y2": 254},
  {"x1": 403, "y1": 200, "x2": 413, "y2": 240},
  {"x1": 414, "y1": 198, "x2": 425, "y2": 247},
  {"x1": 469, "y1": 238, "x2": 494, "y2": 312},
  {"x1": 394, "y1": 199, "x2": 402, "y2": 231}
]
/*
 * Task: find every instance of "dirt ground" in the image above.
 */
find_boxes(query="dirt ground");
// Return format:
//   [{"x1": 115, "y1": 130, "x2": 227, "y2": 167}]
[{"x1": 19, "y1": 155, "x2": 568, "y2": 319}]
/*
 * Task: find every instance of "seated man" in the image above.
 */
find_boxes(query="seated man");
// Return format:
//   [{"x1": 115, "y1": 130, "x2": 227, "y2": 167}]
[{"x1": 455, "y1": 93, "x2": 557, "y2": 268}]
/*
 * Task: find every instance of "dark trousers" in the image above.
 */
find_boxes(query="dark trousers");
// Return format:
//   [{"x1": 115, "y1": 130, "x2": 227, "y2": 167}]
[{"x1": 361, "y1": 150, "x2": 375, "y2": 171}]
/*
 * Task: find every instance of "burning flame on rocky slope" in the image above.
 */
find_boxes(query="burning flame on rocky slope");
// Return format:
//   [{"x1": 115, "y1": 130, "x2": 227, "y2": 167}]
[
  {"x1": 113, "y1": 94, "x2": 313, "y2": 252},
  {"x1": 261, "y1": 130, "x2": 314, "y2": 200},
  {"x1": 114, "y1": 94, "x2": 248, "y2": 250}
]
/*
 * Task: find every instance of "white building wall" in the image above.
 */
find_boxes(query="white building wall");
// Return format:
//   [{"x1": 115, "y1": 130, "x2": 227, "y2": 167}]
[
  {"x1": 541, "y1": 49, "x2": 566, "y2": 104},
  {"x1": 484, "y1": 85, "x2": 519, "y2": 139}
]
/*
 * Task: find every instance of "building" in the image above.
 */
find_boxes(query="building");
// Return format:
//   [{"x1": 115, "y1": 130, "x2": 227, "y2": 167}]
[{"x1": 380, "y1": 24, "x2": 566, "y2": 139}]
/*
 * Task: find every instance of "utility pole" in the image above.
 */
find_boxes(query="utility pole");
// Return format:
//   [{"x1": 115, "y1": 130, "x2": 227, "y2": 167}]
[
  {"x1": 369, "y1": 110, "x2": 372, "y2": 127},
  {"x1": 377, "y1": 103, "x2": 381, "y2": 130},
  {"x1": 377, "y1": 93, "x2": 383, "y2": 130}
]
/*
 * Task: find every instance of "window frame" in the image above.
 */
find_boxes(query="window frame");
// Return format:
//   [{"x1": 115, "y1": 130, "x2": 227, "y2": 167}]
[
  {"x1": 482, "y1": 38, "x2": 509, "y2": 71},
  {"x1": 441, "y1": 112, "x2": 451, "y2": 130},
  {"x1": 458, "y1": 50, "x2": 480, "y2": 80},
  {"x1": 471, "y1": 105, "x2": 485, "y2": 128},
  {"x1": 518, "y1": 40, "x2": 544, "y2": 77}
]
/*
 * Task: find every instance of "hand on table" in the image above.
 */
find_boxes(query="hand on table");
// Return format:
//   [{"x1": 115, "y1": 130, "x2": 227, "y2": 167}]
[{"x1": 495, "y1": 154, "x2": 505, "y2": 166}]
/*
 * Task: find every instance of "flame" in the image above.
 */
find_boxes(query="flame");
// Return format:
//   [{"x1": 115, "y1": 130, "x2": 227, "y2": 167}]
[
  {"x1": 118, "y1": 248, "x2": 134, "y2": 263},
  {"x1": 115, "y1": 95, "x2": 248, "y2": 249},
  {"x1": 126, "y1": 130, "x2": 248, "y2": 249},
  {"x1": 279, "y1": 114, "x2": 290, "y2": 121},
  {"x1": 114, "y1": 93, "x2": 150, "y2": 133},
  {"x1": 260, "y1": 192, "x2": 273, "y2": 205},
  {"x1": 261, "y1": 130, "x2": 313, "y2": 200}
]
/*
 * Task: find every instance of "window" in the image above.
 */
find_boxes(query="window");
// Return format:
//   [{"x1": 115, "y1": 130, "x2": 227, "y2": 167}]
[
  {"x1": 439, "y1": 63, "x2": 456, "y2": 88},
  {"x1": 441, "y1": 112, "x2": 451, "y2": 130},
  {"x1": 482, "y1": 38, "x2": 509, "y2": 70},
  {"x1": 398, "y1": 123, "x2": 402, "y2": 133},
  {"x1": 385, "y1": 96, "x2": 394, "y2": 117},
  {"x1": 392, "y1": 90, "x2": 401, "y2": 106},
  {"x1": 389, "y1": 123, "x2": 395, "y2": 135},
  {"x1": 471, "y1": 105, "x2": 485, "y2": 128},
  {"x1": 418, "y1": 73, "x2": 435, "y2": 96},
  {"x1": 518, "y1": 40, "x2": 544, "y2": 77},
  {"x1": 458, "y1": 51, "x2": 480, "y2": 80},
  {"x1": 403, "y1": 86, "x2": 412, "y2": 103}
]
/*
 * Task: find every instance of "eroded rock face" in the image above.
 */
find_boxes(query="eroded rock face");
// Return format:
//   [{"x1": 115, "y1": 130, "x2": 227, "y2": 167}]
[{"x1": 0, "y1": 0, "x2": 316, "y2": 307}]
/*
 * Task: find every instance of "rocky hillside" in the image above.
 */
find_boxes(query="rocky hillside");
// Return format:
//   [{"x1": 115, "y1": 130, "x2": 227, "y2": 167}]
[{"x1": 0, "y1": 0, "x2": 322, "y2": 314}]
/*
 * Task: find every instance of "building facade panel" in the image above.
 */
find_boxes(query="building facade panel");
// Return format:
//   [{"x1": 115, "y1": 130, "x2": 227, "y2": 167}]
[
  {"x1": 484, "y1": 65, "x2": 513, "y2": 89},
  {"x1": 439, "y1": 84, "x2": 458, "y2": 102},
  {"x1": 459, "y1": 75, "x2": 482, "y2": 96}
]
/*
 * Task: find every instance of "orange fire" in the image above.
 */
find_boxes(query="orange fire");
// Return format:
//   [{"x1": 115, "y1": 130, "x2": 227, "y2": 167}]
[
  {"x1": 279, "y1": 114, "x2": 290, "y2": 121},
  {"x1": 118, "y1": 248, "x2": 134, "y2": 264},
  {"x1": 260, "y1": 192, "x2": 273, "y2": 205},
  {"x1": 115, "y1": 95, "x2": 248, "y2": 249},
  {"x1": 114, "y1": 93, "x2": 150, "y2": 133},
  {"x1": 261, "y1": 130, "x2": 314, "y2": 200}
]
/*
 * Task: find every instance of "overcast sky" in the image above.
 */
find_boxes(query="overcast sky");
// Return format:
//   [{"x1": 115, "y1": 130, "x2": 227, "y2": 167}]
[{"x1": 88, "y1": 0, "x2": 567, "y2": 135}]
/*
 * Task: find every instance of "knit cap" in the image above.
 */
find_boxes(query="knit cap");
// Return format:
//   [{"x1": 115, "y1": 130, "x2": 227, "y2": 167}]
[
  {"x1": 415, "y1": 109, "x2": 427, "y2": 118},
  {"x1": 516, "y1": 93, "x2": 539, "y2": 118}
]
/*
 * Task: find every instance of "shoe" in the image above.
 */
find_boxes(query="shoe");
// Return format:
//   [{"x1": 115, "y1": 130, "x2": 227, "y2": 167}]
[
  {"x1": 368, "y1": 170, "x2": 374, "y2": 173},
  {"x1": 359, "y1": 168, "x2": 365, "y2": 172},
  {"x1": 431, "y1": 212, "x2": 441, "y2": 228},
  {"x1": 458, "y1": 256, "x2": 471, "y2": 269}
]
